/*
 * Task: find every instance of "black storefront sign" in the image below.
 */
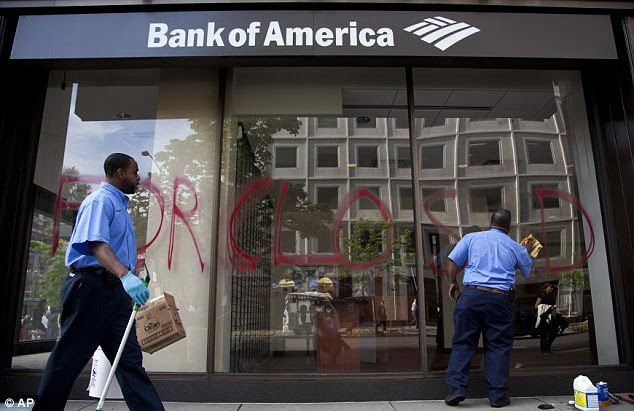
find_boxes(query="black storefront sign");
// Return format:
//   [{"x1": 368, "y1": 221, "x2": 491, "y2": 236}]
[{"x1": 11, "y1": 10, "x2": 616, "y2": 60}]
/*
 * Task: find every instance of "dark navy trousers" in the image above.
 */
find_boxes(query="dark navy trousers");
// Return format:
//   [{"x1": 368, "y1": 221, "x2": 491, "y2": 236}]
[
  {"x1": 34, "y1": 271, "x2": 164, "y2": 411},
  {"x1": 446, "y1": 287, "x2": 515, "y2": 404}
]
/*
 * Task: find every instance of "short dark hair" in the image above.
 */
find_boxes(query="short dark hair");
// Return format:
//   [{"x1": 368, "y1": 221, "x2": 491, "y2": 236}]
[
  {"x1": 490, "y1": 208, "x2": 512, "y2": 230},
  {"x1": 104, "y1": 153, "x2": 133, "y2": 177}
]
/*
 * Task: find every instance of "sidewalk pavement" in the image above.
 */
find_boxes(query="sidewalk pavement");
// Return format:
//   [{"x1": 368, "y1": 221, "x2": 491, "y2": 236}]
[{"x1": 3, "y1": 396, "x2": 629, "y2": 410}]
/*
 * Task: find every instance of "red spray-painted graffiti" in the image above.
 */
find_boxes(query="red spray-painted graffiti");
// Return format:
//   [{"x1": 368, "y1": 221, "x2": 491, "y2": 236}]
[
  {"x1": 51, "y1": 174, "x2": 205, "y2": 272},
  {"x1": 536, "y1": 188, "x2": 595, "y2": 274},
  {"x1": 228, "y1": 176, "x2": 394, "y2": 272},
  {"x1": 51, "y1": 174, "x2": 597, "y2": 276},
  {"x1": 422, "y1": 189, "x2": 463, "y2": 277},
  {"x1": 421, "y1": 188, "x2": 596, "y2": 276},
  {"x1": 169, "y1": 176, "x2": 205, "y2": 272}
]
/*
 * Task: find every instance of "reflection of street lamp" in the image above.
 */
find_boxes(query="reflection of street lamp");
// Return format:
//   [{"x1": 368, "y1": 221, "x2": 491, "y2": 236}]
[{"x1": 141, "y1": 150, "x2": 163, "y2": 174}]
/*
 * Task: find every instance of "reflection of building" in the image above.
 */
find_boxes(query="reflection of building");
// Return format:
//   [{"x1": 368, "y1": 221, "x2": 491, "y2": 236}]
[
  {"x1": 269, "y1": 116, "x2": 416, "y2": 299},
  {"x1": 269, "y1": 109, "x2": 584, "y2": 349}
]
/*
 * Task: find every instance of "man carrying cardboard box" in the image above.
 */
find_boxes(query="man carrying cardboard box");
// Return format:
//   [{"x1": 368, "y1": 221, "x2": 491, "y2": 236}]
[{"x1": 34, "y1": 153, "x2": 164, "y2": 411}]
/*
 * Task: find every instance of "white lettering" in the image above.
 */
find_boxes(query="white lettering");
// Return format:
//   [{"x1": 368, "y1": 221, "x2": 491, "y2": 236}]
[
  {"x1": 168, "y1": 29, "x2": 187, "y2": 48},
  {"x1": 264, "y1": 21, "x2": 284, "y2": 46},
  {"x1": 315, "y1": 28, "x2": 333, "y2": 47},
  {"x1": 206, "y1": 22, "x2": 225, "y2": 47},
  {"x1": 147, "y1": 23, "x2": 168, "y2": 48},
  {"x1": 247, "y1": 22, "x2": 261, "y2": 46},
  {"x1": 335, "y1": 27, "x2": 349, "y2": 46},
  {"x1": 229, "y1": 28, "x2": 247, "y2": 47},
  {"x1": 187, "y1": 28, "x2": 205, "y2": 47},
  {"x1": 145, "y1": 20, "x2": 393, "y2": 50},
  {"x1": 359, "y1": 28, "x2": 375, "y2": 47},
  {"x1": 349, "y1": 21, "x2": 358, "y2": 46},
  {"x1": 286, "y1": 27, "x2": 313, "y2": 46},
  {"x1": 376, "y1": 28, "x2": 395, "y2": 47}
]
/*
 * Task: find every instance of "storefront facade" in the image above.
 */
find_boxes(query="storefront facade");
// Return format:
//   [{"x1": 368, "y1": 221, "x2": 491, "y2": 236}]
[{"x1": 1, "y1": 0, "x2": 633, "y2": 402}]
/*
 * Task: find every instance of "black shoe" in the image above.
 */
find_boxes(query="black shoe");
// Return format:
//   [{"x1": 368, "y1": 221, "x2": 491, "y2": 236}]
[
  {"x1": 445, "y1": 394, "x2": 466, "y2": 406},
  {"x1": 490, "y1": 398, "x2": 511, "y2": 408}
]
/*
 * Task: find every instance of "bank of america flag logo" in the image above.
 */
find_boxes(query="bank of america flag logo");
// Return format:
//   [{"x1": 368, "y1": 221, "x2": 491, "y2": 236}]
[{"x1": 404, "y1": 16, "x2": 480, "y2": 51}]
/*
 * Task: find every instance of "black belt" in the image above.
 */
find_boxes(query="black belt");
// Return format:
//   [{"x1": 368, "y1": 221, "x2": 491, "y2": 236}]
[
  {"x1": 71, "y1": 266, "x2": 120, "y2": 288},
  {"x1": 465, "y1": 285, "x2": 509, "y2": 295}
]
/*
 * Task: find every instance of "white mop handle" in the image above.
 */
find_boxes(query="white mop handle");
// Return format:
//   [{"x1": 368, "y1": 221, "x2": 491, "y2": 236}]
[{"x1": 96, "y1": 309, "x2": 137, "y2": 410}]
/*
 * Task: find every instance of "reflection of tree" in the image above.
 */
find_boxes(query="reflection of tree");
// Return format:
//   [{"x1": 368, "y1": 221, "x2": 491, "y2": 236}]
[
  {"x1": 237, "y1": 117, "x2": 302, "y2": 172},
  {"x1": 34, "y1": 166, "x2": 92, "y2": 310},
  {"x1": 239, "y1": 117, "x2": 337, "y2": 241},
  {"x1": 339, "y1": 218, "x2": 413, "y2": 297},
  {"x1": 558, "y1": 268, "x2": 589, "y2": 317},
  {"x1": 32, "y1": 239, "x2": 67, "y2": 309},
  {"x1": 270, "y1": 181, "x2": 334, "y2": 240},
  {"x1": 129, "y1": 187, "x2": 150, "y2": 249},
  {"x1": 62, "y1": 166, "x2": 92, "y2": 202}
]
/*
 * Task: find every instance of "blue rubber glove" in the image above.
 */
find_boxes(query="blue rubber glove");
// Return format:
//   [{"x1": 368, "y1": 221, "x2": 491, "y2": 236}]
[{"x1": 121, "y1": 271, "x2": 150, "y2": 305}]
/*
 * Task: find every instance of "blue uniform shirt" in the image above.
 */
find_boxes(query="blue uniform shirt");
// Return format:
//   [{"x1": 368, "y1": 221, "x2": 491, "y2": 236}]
[
  {"x1": 448, "y1": 228, "x2": 533, "y2": 290},
  {"x1": 65, "y1": 182, "x2": 137, "y2": 271}
]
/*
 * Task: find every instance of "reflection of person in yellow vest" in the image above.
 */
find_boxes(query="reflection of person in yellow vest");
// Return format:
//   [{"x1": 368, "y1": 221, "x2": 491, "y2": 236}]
[{"x1": 375, "y1": 300, "x2": 387, "y2": 333}]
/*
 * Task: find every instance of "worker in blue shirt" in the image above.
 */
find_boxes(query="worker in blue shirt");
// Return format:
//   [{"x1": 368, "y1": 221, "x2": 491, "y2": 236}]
[
  {"x1": 444, "y1": 209, "x2": 536, "y2": 408},
  {"x1": 35, "y1": 153, "x2": 164, "y2": 411}
]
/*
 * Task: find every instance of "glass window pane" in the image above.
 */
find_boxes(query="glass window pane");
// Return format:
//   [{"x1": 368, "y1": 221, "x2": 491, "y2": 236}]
[
  {"x1": 397, "y1": 147, "x2": 411, "y2": 169},
  {"x1": 470, "y1": 187, "x2": 503, "y2": 213},
  {"x1": 357, "y1": 146, "x2": 379, "y2": 168},
  {"x1": 317, "y1": 187, "x2": 339, "y2": 209},
  {"x1": 276, "y1": 146, "x2": 297, "y2": 168},
  {"x1": 15, "y1": 69, "x2": 218, "y2": 373},
  {"x1": 359, "y1": 187, "x2": 380, "y2": 210},
  {"x1": 422, "y1": 189, "x2": 446, "y2": 212},
  {"x1": 532, "y1": 184, "x2": 560, "y2": 209},
  {"x1": 317, "y1": 146, "x2": 339, "y2": 168},
  {"x1": 414, "y1": 68, "x2": 614, "y2": 372},
  {"x1": 421, "y1": 145, "x2": 444, "y2": 169},
  {"x1": 469, "y1": 140, "x2": 500, "y2": 166},
  {"x1": 399, "y1": 187, "x2": 414, "y2": 210},
  {"x1": 527, "y1": 140, "x2": 554, "y2": 164}
]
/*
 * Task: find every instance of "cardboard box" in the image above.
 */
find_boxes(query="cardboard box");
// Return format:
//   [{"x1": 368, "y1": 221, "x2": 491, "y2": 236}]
[{"x1": 135, "y1": 293, "x2": 186, "y2": 354}]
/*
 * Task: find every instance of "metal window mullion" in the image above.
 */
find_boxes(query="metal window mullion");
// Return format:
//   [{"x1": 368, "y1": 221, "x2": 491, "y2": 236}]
[{"x1": 406, "y1": 67, "x2": 428, "y2": 374}]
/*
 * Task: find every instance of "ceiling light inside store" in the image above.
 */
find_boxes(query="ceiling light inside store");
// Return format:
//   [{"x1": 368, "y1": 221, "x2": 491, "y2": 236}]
[
  {"x1": 458, "y1": 164, "x2": 469, "y2": 168},
  {"x1": 347, "y1": 163, "x2": 357, "y2": 168}
]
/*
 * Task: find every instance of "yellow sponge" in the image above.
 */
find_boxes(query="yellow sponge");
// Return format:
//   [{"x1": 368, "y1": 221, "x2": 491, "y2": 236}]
[{"x1": 520, "y1": 234, "x2": 543, "y2": 258}]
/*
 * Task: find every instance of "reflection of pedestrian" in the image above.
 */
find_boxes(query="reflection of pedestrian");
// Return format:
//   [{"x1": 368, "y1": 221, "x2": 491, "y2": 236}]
[
  {"x1": 298, "y1": 304, "x2": 309, "y2": 334},
  {"x1": 32, "y1": 299, "x2": 48, "y2": 338},
  {"x1": 535, "y1": 283, "x2": 557, "y2": 353},
  {"x1": 316, "y1": 304, "x2": 350, "y2": 364},
  {"x1": 410, "y1": 298, "x2": 418, "y2": 329},
  {"x1": 46, "y1": 307, "x2": 60, "y2": 339},
  {"x1": 375, "y1": 300, "x2": 387, "y2": 333},
  {"x1": 445, "y1": 209, "x2": 535, "y2": 408},
  {"x1": 35, "y1": 153, "x2": 163, "y2": 411},
  {"x1": 20, "y1": 313, "x2": 30, "y2": 341}
]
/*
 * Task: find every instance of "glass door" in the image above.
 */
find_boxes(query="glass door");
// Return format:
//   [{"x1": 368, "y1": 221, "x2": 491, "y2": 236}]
[
  {"x1": 413, "y1": 68, "x2": 617, "y2": 370},
  {"x1": 215, "y1": 67, "x2": 420, "y2": 373}
]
